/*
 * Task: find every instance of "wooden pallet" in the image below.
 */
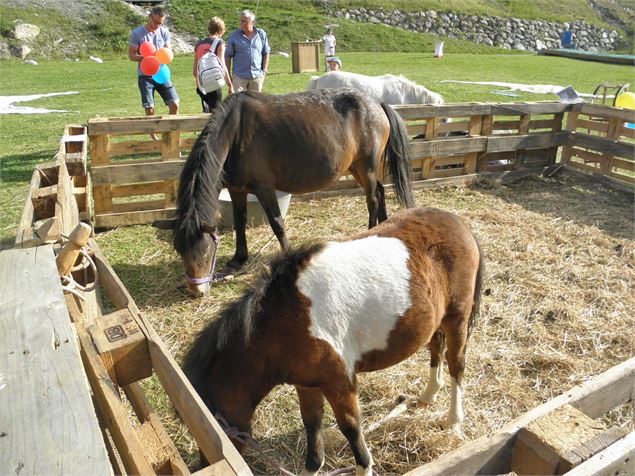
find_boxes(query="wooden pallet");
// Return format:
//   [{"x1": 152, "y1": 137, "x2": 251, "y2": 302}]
[{"x1": 405, "y1": 356, "x2": 635, "y2": 475}]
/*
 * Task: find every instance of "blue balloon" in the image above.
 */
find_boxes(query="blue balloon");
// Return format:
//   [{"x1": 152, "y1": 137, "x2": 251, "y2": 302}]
[{"x1": 152, "y1": 64, "x2": 171, "y2": 84}]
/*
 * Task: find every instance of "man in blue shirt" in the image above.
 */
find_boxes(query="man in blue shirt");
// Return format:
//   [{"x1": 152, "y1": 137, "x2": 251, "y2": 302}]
[
  {"x1": 129, "y1": 6, "x2": 180, "y2": 127},
  {"x1": 225, "y1": 10, "x2": 271, "y2": 92}
]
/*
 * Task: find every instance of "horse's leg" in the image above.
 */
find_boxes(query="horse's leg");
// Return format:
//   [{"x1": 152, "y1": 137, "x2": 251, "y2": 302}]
[
  {"x1": 442, "y1": 306, "x2": 470, "y2": 434},
  {"x1": 227, "y1": 190, "x2": 249, "y2": 270},
  {"x1": 376, "y1": 181, "x2": 388, "y2": 223},
  {"x1": 417, "y1": 329, "x2": 446, "y2": 406},
  {"x1": 348, "y1": 166, "x2": 380, "y2": 229},
  {"x1": 252, "y1": 186, "x2": 290, "y2": 251},
  {"x1": 322, "y1": 382, "x2": 373, "y2": 476},
  {"x1": 296, "y1": 386, "x2": 325, "y2": 476}
]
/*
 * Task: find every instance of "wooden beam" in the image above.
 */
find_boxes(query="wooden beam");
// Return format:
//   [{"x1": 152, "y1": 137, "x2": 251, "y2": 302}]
[
  {"x1": 571, "y1": 132, "x2": 635, "y2": 159},
  {"x1": 87, "y1": 114, "x2": 211, "y2": 136},
  {"x1": 95, "y1": 208, "x2": 177, "y2": 229},
  {"x1": 0, "y1": 246, "x2": 111, "y2": 475},
  {"x1": 565, "y1": 431, "x2": 635, "y2": 476},
  {"x1": 89, "y1": 239, "x2": 252, "y2": 475},
  {"x1": 91, "y1": 161, "x2": 184, "y2": 186},
  {"x1": 404, "y1": 357, "x2": 635, "y2": 476}
]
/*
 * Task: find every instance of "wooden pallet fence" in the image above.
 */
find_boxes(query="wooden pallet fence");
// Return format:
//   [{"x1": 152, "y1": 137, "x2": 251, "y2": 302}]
[
  {"x1": 561, "y1": 103, "x2": 635, "y2": 186},
  {"x1": 63, "y1": 238, "x2": 252, "y2": 475},
  {"x1": 395, "y1": 102, "x2": 571, "y2": 181},
  {"x1": 15, "y1": 125, "x2": 89, "y2": 247},
  {"x1": 405, "y1": 356, "x2": 635, "y2": 476},
  {"x1": 87, "y1": 114, "x2": 210, "y2": 229},
  {"x1": 86, "y1": 102, "x2": 633, "y2": 229}
]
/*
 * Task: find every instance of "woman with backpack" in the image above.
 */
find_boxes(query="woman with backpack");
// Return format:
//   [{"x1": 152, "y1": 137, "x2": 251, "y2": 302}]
[{"x1": 193, "y1": 17, "x2": 234, "y2": 113}]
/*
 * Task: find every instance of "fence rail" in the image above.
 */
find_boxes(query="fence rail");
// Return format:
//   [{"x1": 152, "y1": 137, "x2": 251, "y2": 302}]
[{"x1": 86, "y1": 102, "x2": 634, "y2": 228}]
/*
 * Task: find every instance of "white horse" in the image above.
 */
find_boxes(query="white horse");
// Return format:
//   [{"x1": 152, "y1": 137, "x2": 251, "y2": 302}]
[{"x1": 306, "y1": 71, "x2": 444, "y2": 105}]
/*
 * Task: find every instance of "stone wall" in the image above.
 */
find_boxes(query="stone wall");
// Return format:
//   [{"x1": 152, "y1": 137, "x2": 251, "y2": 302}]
[{"x1": 332, "y1": 7, "x2": 622, "y2": 52}]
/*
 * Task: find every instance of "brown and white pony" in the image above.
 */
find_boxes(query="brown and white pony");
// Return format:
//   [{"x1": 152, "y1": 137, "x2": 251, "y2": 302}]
[{"x1": 183, "y1": 207, "x2": 483, "y2": 475}]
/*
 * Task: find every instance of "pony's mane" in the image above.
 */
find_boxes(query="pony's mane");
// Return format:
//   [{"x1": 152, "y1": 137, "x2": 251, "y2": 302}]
[
  {"x1": 181, "y1": 242, "x2": 324, "y2": 391},
  {"x1": 173, "y1": 94, "x2": 243, "y2": 255},
  {"x1": 395, "y1": 75, "x2": 444, "y2": 105}
]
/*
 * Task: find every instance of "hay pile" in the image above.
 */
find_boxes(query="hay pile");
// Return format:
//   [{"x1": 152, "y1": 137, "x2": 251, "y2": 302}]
[{"x1": 103, "y1": 172, "x2": 634, "y2": 474}]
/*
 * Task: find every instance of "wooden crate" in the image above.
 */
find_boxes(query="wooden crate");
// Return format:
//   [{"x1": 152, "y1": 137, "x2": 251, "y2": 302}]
[{"x1": 291, "y1": 41, "x2": 320, "y2": 73}]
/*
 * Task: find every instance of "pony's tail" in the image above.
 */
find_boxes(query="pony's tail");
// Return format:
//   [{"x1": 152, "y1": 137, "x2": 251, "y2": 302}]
[
  {"x1": 468, "y1": 239, "x2": 484, "y2": 338},
  {"x1": 381, "y1": 103, "x2": 416, "y2": 209}
]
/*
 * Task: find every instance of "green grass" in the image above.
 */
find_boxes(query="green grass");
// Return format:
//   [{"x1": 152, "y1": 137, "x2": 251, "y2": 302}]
[{"x1": 1, "y1": 51, "x2": 633, "y2": 247}]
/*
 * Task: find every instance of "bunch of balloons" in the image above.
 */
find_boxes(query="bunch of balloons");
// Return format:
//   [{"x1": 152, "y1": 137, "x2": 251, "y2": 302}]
[{"x1": 139, "y1": 41, "x2": 174, "y2": 84}]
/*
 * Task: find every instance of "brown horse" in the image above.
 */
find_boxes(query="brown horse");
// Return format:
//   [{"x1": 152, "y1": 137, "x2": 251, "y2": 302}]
[
  {"x1": 182, "y1": 207, "x2": 483, "y2": 475},
  {"x1": 153, "y1": 89, "x2": 415, "y2": 296}
]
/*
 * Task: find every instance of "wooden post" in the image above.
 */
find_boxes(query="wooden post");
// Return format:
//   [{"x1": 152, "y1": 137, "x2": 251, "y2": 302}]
[
  {"x1": 162, "y1": 130, "x2": 181, "y2": 207},
  {"x1": 599, "y1": 117, "x2": 622, "y2": 175},
  {"x1": 548, "y1": 112, "x2": 565, "y2": 164},
  {"x1": 55, "y1": 222, "x2": 92, "y2": 276},
  {"x1": 561, "y1": 110, "x2": 580, "y2": 164},
  {"x1": 476, "y1": 114, "x2": 493, "y2": 172},
  {"x1": 464, "y1": 114, "x2": 483, "y2": 174},
  {"x1": 513, "y1": 113, "x2": 531, "y2": 169},
  {"x1": 90, "y1": 133, "x2": 113, "y2": 214},
  {"x1": 423, "y1": 117, "x2": 440, "y2": 178}
]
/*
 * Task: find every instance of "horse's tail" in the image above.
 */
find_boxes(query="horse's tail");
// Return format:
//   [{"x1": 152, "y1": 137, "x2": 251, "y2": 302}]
[
  {"x1": 306, "y1": 75, "x2": 320, "y2": 91},
  {"x1": 380, "y1": 103, "x2": 416, "y2": 208},
  {"x1": 468, "y1": 239, "x2": 484, "y2": 338}
]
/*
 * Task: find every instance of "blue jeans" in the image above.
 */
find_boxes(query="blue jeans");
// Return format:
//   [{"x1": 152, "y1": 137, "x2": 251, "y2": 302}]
[{"x1": 138, "y1": 75, "x2": 179, "y2": 109}]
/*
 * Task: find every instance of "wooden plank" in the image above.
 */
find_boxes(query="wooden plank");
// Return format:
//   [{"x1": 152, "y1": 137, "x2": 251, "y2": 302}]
[
  {"x1": 15, "y1": 166, "x2": 48, "y2": 247},
  {"x1": 56, "y1": 161, "x2": 80, "y2": 237},
  {"x1": 124, "y1": 383, "x2": 189, "y2": 475},
  {"x1": 162, "y1": 131, "x2": 180, "y2": 206},
  {"x1": 565, "y1": 431, "x2": 635, "y2": 476},
  {"x1": 112, "y1": 181, "x2": 169, "y2": 198},
  {"x1": 572, "y1": 132, "x2": 635, "y2": 159},
  {"x1": 577, "y1": 118, "x2": 610, "y2": 134},
  {"x1": 60, "y1": 125, "x2": 88, "y2": 176},
  {"x1": 431, "y1": 167, "x2": 465, "y2": 178},
  {"x1": 90, "y1": 309, "x2": 152, "y2": 386},
  {"x1": 404, "y1": 357, "x2": 635, "y2": 476},
  {"x1": 112, "y1": 199, "x2": 167, "y2": 214},
  {"x1": 619, "y1": 125, "x2": 635, "y2": 139},
  {"x1": 464, "y1": 115, "x2": 483, "y2": 174},
  {"x1": 530, "y1": 118, "x2": 560, "y2": 130},
  {"x1": 87, "y1": 114, "x2": 211, "y2": 136},
  {"x1": 571, "y1": 146, "x2": 604, "y2": 163},
  {"x1": 395, "y1": 103, "x2": 493, "y2": 120},
  {"x1": 609, "y1": 170, "x2": 635, "y2": 184},
  {"x1": 410, "y1": 137, "x2": 487, "y2": 158},
  {"x1": 547, "y1": 112, "x2": 565, "y2": 164},
  {"x1": 580, "y1": 103, "x2": 635, "y2": 122},
  {"x1": 91, "y1": 161, "x2": 184, "y2": 186},
  {"x1": 31, "y1": 184, "x2": 57, "y2": 220},
  {"x1": 109, "y1": 139, "x2": 161, "y2": 157},
  {"x1": 561, "y1": 111, "x2": 580, "y2": 164},
  {"x1": 90, "y1": 134, "x2": 113, "y2": 214},
  {"x1": 491, "y1": 102, "x2": 572, "y2": 115},
  {"x1": 95, "y1": 208, "x2": 177, "y2": 228},
  {"x1": 66, "y1": 294, "x2": 156, "y2": 475},
  {"x1": 511, "y1": 404, "x2": 624, "y2": 474},
  {"x1": 0, "y1": 246, "x2": 111, "y2": 475},
  {"x1": 611, "y1": 157, "x2": 635, "y2": 173},
  {"x1": 89, "y1": 239, "x2": 252, "y2": 475},
  {"x1": 486, "y1": 131, "x2": 568, "y2": 153}
]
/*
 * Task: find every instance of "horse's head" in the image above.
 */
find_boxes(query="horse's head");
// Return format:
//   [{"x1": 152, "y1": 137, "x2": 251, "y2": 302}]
[{"x1": 153, "y1": 218, "x2": 218, "y2": 297}]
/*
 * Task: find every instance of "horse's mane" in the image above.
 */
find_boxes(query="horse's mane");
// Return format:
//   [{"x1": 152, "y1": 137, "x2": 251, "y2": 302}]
[
  {"x1": 395, "y1": 75, "x2": 444, "y2": 105},
  {"x1": 181, "y1": 242, "x2": 324, "y2": 391},
  {"x1": 173, "y1": 94, "x2": 244, "y2": 255}
]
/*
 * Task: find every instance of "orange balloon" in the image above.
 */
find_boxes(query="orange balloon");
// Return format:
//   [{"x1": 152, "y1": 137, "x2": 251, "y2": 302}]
[
  {"x1": 140, "y1": 56, "x2": 160, "y2": 76},
  {"x1": 155, "y1": 47, "x2": 173, "y2": 64}
]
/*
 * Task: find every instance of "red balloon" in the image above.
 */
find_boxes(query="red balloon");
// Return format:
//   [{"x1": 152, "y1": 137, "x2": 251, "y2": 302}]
[
  {"x1": 140, "y1": 56, "x2": 160, "y2": 76},
  {"x1": 139, "y1": 41, "x2": 156, "y2": 57}
]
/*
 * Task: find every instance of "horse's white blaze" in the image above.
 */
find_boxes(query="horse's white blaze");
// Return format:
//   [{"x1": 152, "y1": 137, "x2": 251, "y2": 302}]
[{"x1": 297, "y1": 236, "x2": 412, "y2": 378}]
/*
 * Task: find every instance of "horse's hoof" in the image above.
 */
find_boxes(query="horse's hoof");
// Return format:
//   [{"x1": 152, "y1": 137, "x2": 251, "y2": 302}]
[{"x1": 225, "y1": 259, "x2": 246, "y2": 271}]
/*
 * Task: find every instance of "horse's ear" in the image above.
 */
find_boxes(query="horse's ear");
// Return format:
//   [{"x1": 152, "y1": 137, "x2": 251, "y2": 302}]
[
  {"x1": 152, "y1": 219, "x2": 176, "y2": 230},
  {"x1": 201, "y1": 222, "x2": 216, "y2": 235}
]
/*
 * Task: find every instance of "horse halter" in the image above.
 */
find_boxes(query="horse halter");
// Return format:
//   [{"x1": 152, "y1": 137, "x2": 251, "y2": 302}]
[{"x1": 184, "y1": 233, "x2": 225, "y2": 285}]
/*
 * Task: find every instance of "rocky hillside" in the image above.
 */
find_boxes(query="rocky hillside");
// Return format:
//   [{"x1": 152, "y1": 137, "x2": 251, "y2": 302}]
[{"x1": 0, "y1": 0, "x2": 632, "y2": 61}]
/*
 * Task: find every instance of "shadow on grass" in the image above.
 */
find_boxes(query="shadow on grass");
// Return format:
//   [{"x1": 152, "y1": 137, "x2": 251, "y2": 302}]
[
  {"x1": 470, "y1": 172, "x2": 634, "y2": 242},
  {"x1": 1, "y1": 150, "x2": 55, "y2": 183}
]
